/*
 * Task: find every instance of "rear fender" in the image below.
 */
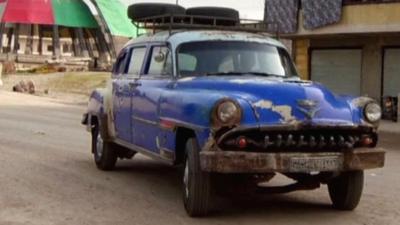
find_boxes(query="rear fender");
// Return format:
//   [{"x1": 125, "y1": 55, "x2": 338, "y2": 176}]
[{"x1": 84, "y1": 80, "x2": 116, "y2": 140}]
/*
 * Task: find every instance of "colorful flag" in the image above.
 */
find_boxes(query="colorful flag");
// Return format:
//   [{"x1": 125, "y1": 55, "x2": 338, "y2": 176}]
[{"x1": 0, "y1": 0, "x2": 98, "y2": 28}]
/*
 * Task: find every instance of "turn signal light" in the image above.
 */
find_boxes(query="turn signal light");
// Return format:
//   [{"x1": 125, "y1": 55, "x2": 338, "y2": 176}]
[
  {"x1": 237, "y1": 137, "x2": 247, "y2": 149},
  {"x1": 362, "y1": 137, "x2": 373, "y2": 146}
]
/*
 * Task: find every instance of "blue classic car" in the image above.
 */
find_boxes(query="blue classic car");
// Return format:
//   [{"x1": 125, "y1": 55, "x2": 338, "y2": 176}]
[{"x1": 82, "y1": 6, "x2": 385, "y2": 217}]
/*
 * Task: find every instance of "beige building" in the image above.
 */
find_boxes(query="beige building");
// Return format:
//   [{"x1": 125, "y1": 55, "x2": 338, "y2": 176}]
[{"x1": 286, "y1": 0, "x2": 400, "y2": 102}]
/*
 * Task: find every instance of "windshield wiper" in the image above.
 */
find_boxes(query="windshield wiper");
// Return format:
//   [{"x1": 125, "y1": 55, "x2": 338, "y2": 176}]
[
  {"x1": 245, "y1": 72, "x2": 285, "y2": 78},
  {"x1": 205, "y1": 71, "x2": 285, "y2": 78},
  {"x1": 205, "y1": 71, "x2": 247, "y2": 76}
]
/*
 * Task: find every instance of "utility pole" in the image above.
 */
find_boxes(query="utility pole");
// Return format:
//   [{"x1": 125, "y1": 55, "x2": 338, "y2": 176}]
[{"x1": 176, "y1": 0, "x2": 179, "y2": 5}]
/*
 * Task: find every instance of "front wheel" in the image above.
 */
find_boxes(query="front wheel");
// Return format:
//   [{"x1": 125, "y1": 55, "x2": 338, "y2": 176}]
[
  {"x1": 328, "y1": 171, "x2": 364, "y2": 210},
  {"x1": 92, "y1": 126, "x2": 117, "y2": 171},
  {"x1": 182, "y1": 138, "x2": 211, "y2": 217}
]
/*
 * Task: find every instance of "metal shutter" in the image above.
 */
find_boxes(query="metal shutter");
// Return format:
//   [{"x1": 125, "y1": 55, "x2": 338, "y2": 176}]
[
  {"x1": 311, "y1": 49, "x2": 362, "y2": 96},
  {"x1": 383, "y1": 49, "x2": 400, "y2": 97}
]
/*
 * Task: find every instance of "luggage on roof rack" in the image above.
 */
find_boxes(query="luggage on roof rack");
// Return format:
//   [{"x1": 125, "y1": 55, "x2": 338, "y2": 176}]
[
  {"x1": 127, "y1": 3, "x2": 272, "y2": 34},
  {"x1": 128, "y1": 3, "x2": 185, "y2": 22},
  {"x1": 186, "y1": 7, "x2": 239, "y2": 26}
]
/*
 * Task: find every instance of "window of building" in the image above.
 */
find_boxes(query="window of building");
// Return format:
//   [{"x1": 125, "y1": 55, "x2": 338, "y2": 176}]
[{"x1": 63, "y1": 43, "x2": 70, "y2": 52}]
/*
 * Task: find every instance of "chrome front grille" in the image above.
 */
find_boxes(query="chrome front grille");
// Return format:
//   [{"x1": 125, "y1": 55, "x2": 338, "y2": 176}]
[
  {"x1": 261, "y1": 133, "x2": 356, "y2": 149},
  {"x1": 219, "y1": 129, "x2": 376, "y2": 152}
]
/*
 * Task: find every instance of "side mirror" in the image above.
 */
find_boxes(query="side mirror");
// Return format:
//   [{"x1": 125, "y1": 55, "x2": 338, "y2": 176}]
[{"x1": 154, "y1": 51, "x2": 165, "y2": 63}]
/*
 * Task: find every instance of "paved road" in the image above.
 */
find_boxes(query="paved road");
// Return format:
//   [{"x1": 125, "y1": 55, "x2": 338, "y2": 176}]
[{"x1": 0, "y1": 91, "x2": 399, "y2": 225}]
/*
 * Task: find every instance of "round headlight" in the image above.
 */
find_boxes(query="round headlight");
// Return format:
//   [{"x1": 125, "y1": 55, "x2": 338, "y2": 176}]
[
  {"x1": 364, "y1": 102, "x2": 382, "y2": 123},
  {"x1": 215, "y1": 100, "x2": 241, "y2": 125}
]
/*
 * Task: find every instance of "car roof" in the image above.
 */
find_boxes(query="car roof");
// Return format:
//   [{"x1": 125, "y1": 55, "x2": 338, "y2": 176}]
[{"x1": 124, "y1": 30, "x2": 286, "y2": 49}]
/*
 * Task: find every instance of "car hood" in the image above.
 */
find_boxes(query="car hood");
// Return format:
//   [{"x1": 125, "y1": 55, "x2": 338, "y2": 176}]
[{"x1": 176, "y1": 76, "x2": 356, "y2": 126}]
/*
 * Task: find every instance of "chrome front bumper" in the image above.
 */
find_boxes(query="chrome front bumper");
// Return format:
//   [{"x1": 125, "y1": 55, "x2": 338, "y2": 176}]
[{"x1": 200, "y1": 148, "x2": 385, "y2": 173}]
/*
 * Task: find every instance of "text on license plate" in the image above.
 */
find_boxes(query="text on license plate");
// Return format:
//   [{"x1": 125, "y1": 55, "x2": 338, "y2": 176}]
[{"x1": 289, "y1": 157, "x2": 343, "y2": 172}]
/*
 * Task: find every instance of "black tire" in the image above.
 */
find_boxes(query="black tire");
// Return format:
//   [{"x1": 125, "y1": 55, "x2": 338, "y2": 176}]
[
  {"x1": 128, "y1": 3, "x2": 186, "y2": 21},
  {"x1": 182, "y1": 138, "x2": 211, "y2": 217},
  {"x1": 328, "y1": 171, "x2": 364, "y2": 210},
  {"x1": 92, "y1": 125, "x2": 117, "y2": 171},
  {"x1": 186, "y1": 7, "x2": 239, "y2": 26}
]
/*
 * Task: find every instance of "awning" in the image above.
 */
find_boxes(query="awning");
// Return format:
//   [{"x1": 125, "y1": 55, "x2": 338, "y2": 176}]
[{"x1": 93, "y1": 0, "x2": 141, "y2": 37}]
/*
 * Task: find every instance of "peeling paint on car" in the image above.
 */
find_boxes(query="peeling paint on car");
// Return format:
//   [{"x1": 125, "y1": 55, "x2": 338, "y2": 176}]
[
  {"x1": 351, "y1": 96, "x2": 374, "y2": 108},
  {"x1": 253, "y1": 100, "x2": 273, "y2": 109},
  {"x1": 202, "y1": 133, "x2": 217, "y2": 152},
  {"x1": 252, "y1": 100, "x2": 296, "y2": 123},
  {"x1": 273, "y1": 105, "x2": 297, "y2": 123}
]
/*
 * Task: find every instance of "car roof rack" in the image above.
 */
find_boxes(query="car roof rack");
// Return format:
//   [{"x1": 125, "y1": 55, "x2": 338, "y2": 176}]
[{"x1": 132, "y1": 14, "x2": 278, "y2": 37}]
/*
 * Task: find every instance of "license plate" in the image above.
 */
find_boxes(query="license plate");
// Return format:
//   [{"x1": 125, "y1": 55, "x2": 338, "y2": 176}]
[{"x1": 289, "y1": 157, "x2": 342, "y2": 172}]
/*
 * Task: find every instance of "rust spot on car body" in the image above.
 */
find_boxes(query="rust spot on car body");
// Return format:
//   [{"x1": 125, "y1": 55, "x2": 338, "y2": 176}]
[
  {"x1": 252, "y1": 100, "x2": 297, "y2": 123},
  {"x1": 351, "y1": 97, "x2": 374, "y2": 108},
  {"x1": 202, "y1": 133, "x2": 217, "y2": 152}
]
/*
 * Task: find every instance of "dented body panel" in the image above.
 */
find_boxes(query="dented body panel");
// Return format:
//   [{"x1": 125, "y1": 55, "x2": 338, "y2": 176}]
[{"x1": 83, "y1": 29, "x2": 384, "y2": 173}]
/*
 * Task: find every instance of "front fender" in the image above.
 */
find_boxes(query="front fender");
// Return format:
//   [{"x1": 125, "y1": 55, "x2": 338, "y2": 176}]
[
  {"x1": 343, "y1": 96, "x2": 379, "y2": 128},
  {"x1": 159, "y1": 90, "x2": 258, "y2": 128},
  {"x1": 159, "y1": 90, "x2": 259, "y2": 149}
]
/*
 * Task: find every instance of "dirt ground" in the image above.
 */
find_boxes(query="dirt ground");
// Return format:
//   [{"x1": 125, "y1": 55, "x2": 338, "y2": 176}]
[
  {"x1": 1, "y1": 72, "x2": 109, "y2": 105},
  {"x1": 0, "y1": 90, "x2": 399, "y2": 225}
]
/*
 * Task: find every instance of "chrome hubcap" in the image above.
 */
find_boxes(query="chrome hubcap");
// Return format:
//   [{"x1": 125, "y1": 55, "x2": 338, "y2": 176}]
[
  {"x1": 96, "y1": 134, "x2": 104, "y2": 159},
  {"x1": 183, "y1": 160, "x2": 189, "y2": 198}
]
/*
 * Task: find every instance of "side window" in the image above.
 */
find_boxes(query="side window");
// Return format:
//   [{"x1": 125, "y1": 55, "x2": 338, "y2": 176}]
[
  {"x1": 113, "y1": 51, "x2": 128, "y2": 74},
  {"x1": 147, "y1": 46, "x2": 173, "y2": 76},
  {"x1": 127, "y1": 47, "x2": 147, "y2": 75},
  {"x1": 178, "y1": 53, "x2": 197, "y2": 76}
]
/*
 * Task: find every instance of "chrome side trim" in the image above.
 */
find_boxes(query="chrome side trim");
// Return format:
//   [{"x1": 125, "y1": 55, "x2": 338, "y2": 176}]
[
  {"x1": 159, "y1": 117, "x2": 207, "y2": 131},
  {"x1": 131, "y1": 115, "x2": 208, "y2": 131},
  {"x1": 132, "y1": 116, "x2": 158, "y2": 126},
  {"x1": 114, "y1": 139, "x2": 174, "y2": 165}
]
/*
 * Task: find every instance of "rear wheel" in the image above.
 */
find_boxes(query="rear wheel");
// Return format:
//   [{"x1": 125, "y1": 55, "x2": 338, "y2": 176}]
[
  {"x1": 328, "y1": 171, "x2": 364, "y2": 210},
  {"x1": 92, "y1": 125, "x2": 117, "y2": 171},
  {"x1": 182, "y1": 138, "x2": 211, "y2": 217}
]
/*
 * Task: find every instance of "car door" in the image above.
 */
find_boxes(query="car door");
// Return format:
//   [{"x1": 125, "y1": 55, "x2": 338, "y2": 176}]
[
  {"x1": 113, "y1": 46, "x2": 147, "y2": 144},
  {"x1": 131, "y1": 45, "x2": 174, "y2": 154},
  {"x1": 112, "y1": 49, "x2": 131, "y2": 143}
]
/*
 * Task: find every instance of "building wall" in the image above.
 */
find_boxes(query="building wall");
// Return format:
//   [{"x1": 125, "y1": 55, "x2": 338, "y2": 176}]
[
  {"x1": 113, "y1": 36, "x2": 130, "y2": 55},
  {"x1": 293, "y1": 39, "x2": 310, "y2": 80},
  {"x1": 0, "y1": 24, "x2": 110, "y2": 59},
  {"x1": 293, "y1": 35, "x2": 400, "y2": 100},
  {"x1": 294, "y1": 3, "x2": 400, "y2": 36}
]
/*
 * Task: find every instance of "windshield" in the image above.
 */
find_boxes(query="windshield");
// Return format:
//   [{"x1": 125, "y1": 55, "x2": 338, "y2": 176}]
[{"x1": 177, "y1": 41, "x2": 298, "y2": 77}]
